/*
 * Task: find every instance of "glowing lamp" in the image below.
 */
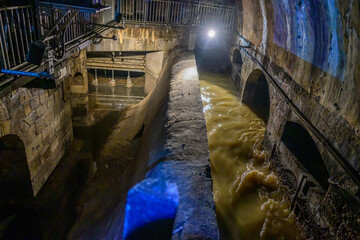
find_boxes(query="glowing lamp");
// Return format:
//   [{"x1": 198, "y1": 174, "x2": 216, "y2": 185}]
[{"x1": 208, "y1": 30, "x2": 216, "y2": 38}]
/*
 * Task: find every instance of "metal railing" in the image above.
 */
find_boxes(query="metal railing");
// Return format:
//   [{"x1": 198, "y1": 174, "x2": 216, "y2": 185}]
[
  {"x1": 36, "y1": 5, "x2": 96, "y2": 47},
  {"x1": 0, "y1": 5, "x2": 36, "y2": 70},
  {"x1": 0, "y1": 1, "x2": 235, "y2": 74},
  {"x1": 116, "y1": 0, "x2": 235, "y2": 31},
  {"x1": 0, "y1": 4, "x2": 97, "y2": 72}
]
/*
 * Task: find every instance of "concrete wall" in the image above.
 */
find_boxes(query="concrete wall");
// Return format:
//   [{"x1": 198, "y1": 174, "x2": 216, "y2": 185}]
[
  {"x1": 230, "y1": 0, "x2": 360, "y2": 238},
  {"x1": 97, "y1": 50, "x2": 219, "y2": 239},
  {"x1": 138, "y1": 51, "x2": 219, "y2": 239},
  {"x1": 87, "y1": 27, "x2": 190, "y2": 52},
  {"x1": 145, "y1": 51, "x2": 165, "y2": 94}
]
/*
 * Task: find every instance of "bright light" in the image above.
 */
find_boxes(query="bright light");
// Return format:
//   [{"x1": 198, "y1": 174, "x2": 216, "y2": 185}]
[{"x1": 208, "y1": 30, "x2": 216, "y2": 38}]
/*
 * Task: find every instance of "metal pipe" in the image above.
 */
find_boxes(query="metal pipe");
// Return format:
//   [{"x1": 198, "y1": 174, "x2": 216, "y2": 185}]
[
  {"x1": 1, "y1": 69, "x2": 53, "y2": 79},
  {"x1": 291, "y1": 175, "x2": 307, "y2": 211}
]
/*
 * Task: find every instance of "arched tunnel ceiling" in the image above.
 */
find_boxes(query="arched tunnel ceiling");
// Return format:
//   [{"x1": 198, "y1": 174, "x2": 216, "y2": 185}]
[{"x1": 234, "y1": 0, "x2": 360, "y2": 131}]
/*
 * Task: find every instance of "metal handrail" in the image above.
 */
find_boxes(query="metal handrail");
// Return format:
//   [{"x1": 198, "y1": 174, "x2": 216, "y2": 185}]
[
  {"x1": 117, "y1": 0, "x2": 235, "y2": 31},
  {"x1": 0, "y1": 4, "x2": 97, "y2": 74},
  {"x1": 0, "y1": 5, "x2": 36, "y2": 70}
]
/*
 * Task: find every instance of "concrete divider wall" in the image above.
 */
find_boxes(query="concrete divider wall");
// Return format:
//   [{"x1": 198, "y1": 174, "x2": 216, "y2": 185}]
[
  {"x1": 135, "y1": 51, "x2": 219, "y2": 239},
  {"x1": 102, "y1": 50, "x2": 219, "y2": 239}
]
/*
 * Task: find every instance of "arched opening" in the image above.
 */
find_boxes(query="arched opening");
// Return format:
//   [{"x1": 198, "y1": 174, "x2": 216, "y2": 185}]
[
  {"x1": 232, "y1": 49, "x2": 242, "y2": 72},
  {"x1": 73, "y1": 72, "x2": 84, "y2": 85},
  {"x1": 0, "y1": 134, "x2": 41, "y2": 239},
  {"x1": 281, "y1": 122, "x2": 330, "y2": 189},
  {"x1": 242, "y1": 70, "x2": 270, "y2": 123}
]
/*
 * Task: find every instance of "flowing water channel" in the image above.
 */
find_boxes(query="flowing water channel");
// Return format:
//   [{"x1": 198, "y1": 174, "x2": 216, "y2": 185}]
[{"x1": 199, "y1": 71, "x2": 304, "y2": 240}]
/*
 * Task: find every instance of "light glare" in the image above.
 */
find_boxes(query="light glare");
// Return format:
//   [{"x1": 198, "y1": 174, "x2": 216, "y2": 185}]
[{"x1": 208, "y1": 30, "x2": 215, "y2": 38}]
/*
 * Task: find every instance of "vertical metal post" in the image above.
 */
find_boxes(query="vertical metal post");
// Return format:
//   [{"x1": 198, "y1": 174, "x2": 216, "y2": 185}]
[
  {"x1": 15, "y1": 9, "x2": 26, "y2": 62},
  {"x1": 0, "y1": 11, "x2": 10, "y2": 69},
  {"x1": 5, "y1": 11, "x2": 15, "y2": 67},
  {"x1": 143, "y1": 0, "x2": 146, "y2": 22},
  {"x1": 151, "y1": 1, "x2": 155, "y2": 22},
  {"x1": 20, "y1": 9, "x2": 29, "y2": 53},
  {"x1": 170, "y1": 2, "x2": 174, "y2": 23},
  {"x1": 125, "y1": 0, "x2": 128, "y2": 21},
  {"x1": 0, "y1": 26, "x2": 7, "y2": 69},
  {"x1": 25, "y1": 8, "x2": 33, "y2": 43},
  {"x1": 11, "y1": 10, "x2": 22, "y2": 64}
]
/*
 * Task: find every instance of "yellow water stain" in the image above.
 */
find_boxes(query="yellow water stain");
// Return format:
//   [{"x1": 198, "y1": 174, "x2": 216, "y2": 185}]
[{"x1": 199, "y1": 72, "x2": 304, "y2": 240}]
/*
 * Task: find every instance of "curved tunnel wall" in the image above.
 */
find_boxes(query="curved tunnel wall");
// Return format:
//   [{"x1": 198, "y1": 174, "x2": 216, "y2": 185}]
[
  {"x1": 233, "y1": 0, "x2": 360, "y2": 181},
  {"x1": 232, "y1": 0, "x2": 360, "y2": 238},
  {"x1": 235, "y1": 0, "x2": 360, "y2": 131}
]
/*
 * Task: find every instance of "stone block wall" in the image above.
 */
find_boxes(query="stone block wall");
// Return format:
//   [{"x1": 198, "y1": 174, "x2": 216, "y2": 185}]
[
  {"x1": 65, "y1": 50, "x2": 91, "y2": 126},
  {"x1": 0, "y1": 82, "x2": 73, "y2": 196},
  {"x1": 228, "y1": 45, "x2": 360, "y2": 239}
]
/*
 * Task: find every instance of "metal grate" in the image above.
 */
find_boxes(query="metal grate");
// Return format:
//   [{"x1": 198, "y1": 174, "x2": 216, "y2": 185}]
[{"x1": 117, "y1": 0, "x2": 235, "y2": 31}]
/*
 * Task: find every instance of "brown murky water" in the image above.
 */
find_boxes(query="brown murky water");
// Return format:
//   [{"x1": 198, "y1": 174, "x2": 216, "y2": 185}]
[{"x1": 199, "y1": 72, "x2": 304, "y2": 240}]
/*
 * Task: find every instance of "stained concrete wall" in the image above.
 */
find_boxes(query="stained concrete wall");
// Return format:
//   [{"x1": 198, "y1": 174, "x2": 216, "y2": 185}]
[
  {"x1": 142, "y1": 51, "x2": 219, "y2": 239},
  {"x1": 87, "y1": 28, "x2": 190, "y2": 52},
  {"x1": 145, "y1": 51, "x2": 165, "y2": 94},
  {"x1": 230, "y1": 0, "x2": 360, "y2": 238}
]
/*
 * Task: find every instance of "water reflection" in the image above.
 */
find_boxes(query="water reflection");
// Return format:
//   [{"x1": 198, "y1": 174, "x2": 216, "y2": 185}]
[{"x1": 88, "y1": 77, "x2": 146, "y2": 111}]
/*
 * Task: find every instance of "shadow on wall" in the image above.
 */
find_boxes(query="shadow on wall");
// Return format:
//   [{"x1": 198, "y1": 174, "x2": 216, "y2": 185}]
[
  {"x1": 281, "y1": 122, "x2": 330, "y2": 189},
  {"x1": 242, "y1": 70, "x2": 270, "y2": 123}
]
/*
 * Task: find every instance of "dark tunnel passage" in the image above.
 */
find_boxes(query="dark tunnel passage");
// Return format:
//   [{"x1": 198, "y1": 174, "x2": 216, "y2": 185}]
[
  {"x1": 0, "y1": 135, "x2": 41, "y2": 239},
  {"x1": 232, "y1": 49, "x2": 242, "y2": 72},
  {"x1": 281, "y1": 122, "x2": 330, "y2": 189},
  {"x1": 242, "y1": 71, "x2": 271, "y2": 123}
]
